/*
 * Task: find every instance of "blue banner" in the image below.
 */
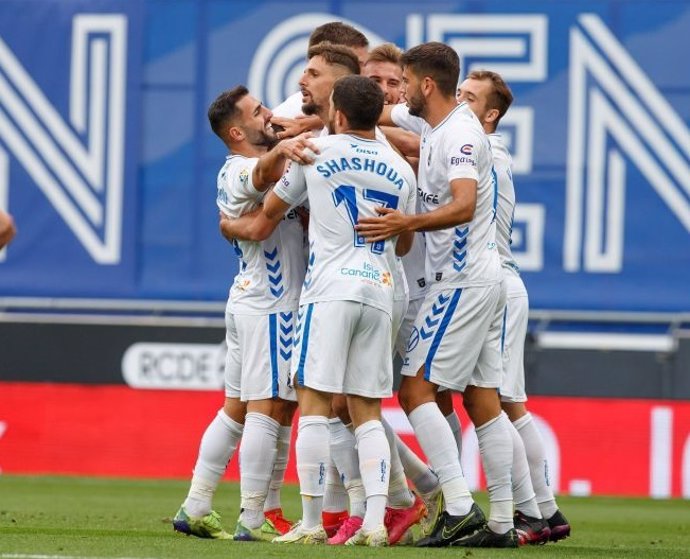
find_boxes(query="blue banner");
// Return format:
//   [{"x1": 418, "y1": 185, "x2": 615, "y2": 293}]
[{"x1": 1, "y1": 0, "x2": 689, "y2": 311}]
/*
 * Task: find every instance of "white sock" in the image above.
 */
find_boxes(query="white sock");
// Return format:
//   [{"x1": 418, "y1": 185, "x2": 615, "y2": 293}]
[
  {"x1": 330, "y1": 418, "x2": 365, "y2": 518},
  {"x1": 355, "y1": 420, "x2": 390, "y2": 531},
  {"x1": 264, "y1": 424, "x2": 291, "y2": 512},
  {"x1": 296, "y1": 415, "x2": 329, "y2": 529},
  {"x1": 445, "y1": 410, "x2": 463, "y2": 459},
  {"x1": 322, "y1": 456, "x2": 348, "y2": 513},
  {"x1": 508, "y1": 417, "x2": 541, "y2": 518},
  {"x1": 514, "y1": 413, "x2": 559, "y2": 518},
  {"x1": 381, "y1": 417, "x2": 414, "y2": 508},
  {"x1": 391, "y1": 421, "x2": 440, "y2": 495},
  {"x1": 408, "y1": 402, "x2": 472, "y2": 516},
  {"x1": 184, "y1": 409, "x2": 243, "y2": 517},
  {"x1": 239, "y1": 412, "x2": 280, "y2": 528},
  {"x1": 476, "y1": 413, "x2": 514, "y2": 533}
]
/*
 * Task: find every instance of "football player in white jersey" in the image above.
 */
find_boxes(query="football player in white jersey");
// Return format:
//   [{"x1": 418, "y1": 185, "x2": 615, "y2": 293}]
[
  {"x1": 271, "y1": 22, "x2": 369, "y2": 133},
  {"x1": 221, "y1": 75, "x2": 417, "y2": 546},
  {"x1": 173, "y1": 85, "x2": 317, "y2": 541},
  {"x1": 458, "y1": 70, "x2": 570, "y2": 544},
  {"x1": 0, "y1": 209, "x2": 16, "y2": 249},
  {"x1": 358, "y1": 42, "x2": 517, "y2": 548}
]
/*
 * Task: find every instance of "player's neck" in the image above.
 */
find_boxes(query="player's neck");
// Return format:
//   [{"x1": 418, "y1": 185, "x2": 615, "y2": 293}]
[
  {"x1": 229, "y1": 142, "x2": 269, "y2": 159},
  {"x1": 342, "y1": 128, "x2": 376, "y2": 140},
  {"x1": 424, "y1": 96, "x2": 460, "y2": 128}
]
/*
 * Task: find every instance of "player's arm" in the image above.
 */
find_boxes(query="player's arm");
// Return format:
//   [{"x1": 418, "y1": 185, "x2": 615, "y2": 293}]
[
  {"x1": 252, "y1": 133, "x2": 319, "y2": 190},
  {"x1": 219, "y1": 191, "x2": 291, "y2": 242},
  {"x1": 378, "y1": 104, "x2": 396, "y2": 126},
  {"x1": 356, "y1": 179, "x2": 477, "y2": 241},
  {"x1": 381, "y1": 126, "x2": 420, "y2": 158}
]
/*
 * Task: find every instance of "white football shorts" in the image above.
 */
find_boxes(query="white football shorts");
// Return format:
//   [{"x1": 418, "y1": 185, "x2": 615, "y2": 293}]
[
  {"x1": 400, "y1": 282, "x2": 505, "y2": 392},
  {"x1": 224, "y1": 310, "x2": 297, "y2": 402},
  {"x1": 499, "y1": 271, "x2": 529, "y2": 403},
  {"x1": 291, "y1": 300, "x2": 393, "y2": 398},
  {"x1": 395, "y1": 296, "x2": 423, "y2": 358}
]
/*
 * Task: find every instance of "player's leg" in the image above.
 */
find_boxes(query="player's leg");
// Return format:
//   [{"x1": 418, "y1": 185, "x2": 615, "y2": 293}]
[
  {"x1": 274, "y1": 301, "x2": 354, "y2": 544},
  {"x1": 326, "y1": 399, "x2": 365, "y2": 544},
  {"x1": 233, "y1": 312, "x2": 289, "y2": 541},
  {"x1": 263, "y1": 309, "x2": 301, "y2": 534},
  {"x1": 399, "y1": 289, "x2": 484, "y2": 548},
  {"x1": 173, "y1": 317, "x2": 246, "y2": 539},
  {"x1": 455, "y1": 282, "x2": 517, "y2": 548},
  {"x1": 436, "y1": 389, "x2": 463, "y2": 457}
]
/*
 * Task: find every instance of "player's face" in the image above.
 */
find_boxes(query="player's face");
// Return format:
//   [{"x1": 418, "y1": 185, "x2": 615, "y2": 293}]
[
  {"x1": 457, "y1": 78, "x2": 493, "y2": 124},
  {"x1": 299, "y1": 55, "x2": 338, "y2": 118},
  {"x1": 236, "y1": 94, "x2": 278, "y2": 148},
  {"x1": 364, "y1": 60, "x2": 403, "y2": 105},
  {"x1": 401, "y1": 66, "x2": 425, "y2": 117}
]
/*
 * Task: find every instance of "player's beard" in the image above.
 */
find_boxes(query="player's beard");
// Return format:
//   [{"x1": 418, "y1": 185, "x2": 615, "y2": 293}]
[
  {"x1": 244, "y1": 125, "x2": 278, "y2": 149},
  {"x1": 407, "y1": 89, "x2": 426, "y2": 118},
  {"x1": 302, "y1": 101, "x2": 319, "y2": 116}
]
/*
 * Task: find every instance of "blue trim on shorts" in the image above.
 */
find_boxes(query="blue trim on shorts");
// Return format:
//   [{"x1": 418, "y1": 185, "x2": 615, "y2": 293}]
[
  {"x1": 269, "y1": 313, "x2": 279, "y2": 397},
  {"x1": 296, "y1": 303, "x2": 314, "y2": 387},
  {"x1": 424, "y1": 289, "x2": 462, "y2": 380},
  {"x1": 500, "y1": 305, "x2": 508, "y2": 356}
]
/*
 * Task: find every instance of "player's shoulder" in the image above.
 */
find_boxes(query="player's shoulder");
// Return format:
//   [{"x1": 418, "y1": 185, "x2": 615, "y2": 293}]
[
  {"x1": 489, "y1": 134, "x2": 512, "y2": 165},
  {"x1": 221, "y1": 154, "x2": 257, "y2": 182},
  {"x1": 271, "y1": 91, "x2": 303, "y2": 118}
]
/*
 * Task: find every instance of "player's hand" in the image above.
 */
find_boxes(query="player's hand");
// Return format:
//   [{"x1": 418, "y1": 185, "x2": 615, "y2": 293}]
[
  {"x1": 0, "y1": 210, "x2": 17, "y2": 249},
  {"x1": 271, "y1": 115, "x2": 321, "y2": 139},
  {"x1": 356, "y1": 207, "x2": 409, "y2": 242},
  {"x1": 278, "y1": 132, "x2": 320, "y2": 165}
]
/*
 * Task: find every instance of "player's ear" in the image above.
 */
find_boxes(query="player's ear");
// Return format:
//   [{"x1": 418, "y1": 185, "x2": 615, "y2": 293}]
[
  {"x1": 485, "y1": 108, "x2": 500, "y2": 126},
  {"x1": 227, "y1": 124, "x2": 244, "y2": 142},
  {"x1": 421, "y1": 76, "x2": 434, "y2": 97}
]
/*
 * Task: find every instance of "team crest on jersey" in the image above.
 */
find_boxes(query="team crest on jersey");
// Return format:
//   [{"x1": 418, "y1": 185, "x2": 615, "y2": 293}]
[
  {"x1": 381, "y1": 271, "x2": 392, "y2": 287},
  {"x1": 239, "y1": 168, "x2": 249, "y2": 186}
]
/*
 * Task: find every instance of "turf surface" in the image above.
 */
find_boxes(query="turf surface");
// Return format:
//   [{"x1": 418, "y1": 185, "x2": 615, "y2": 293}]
[{"x1": 0, "y1": 475, "x2": 689, "y2": 558}]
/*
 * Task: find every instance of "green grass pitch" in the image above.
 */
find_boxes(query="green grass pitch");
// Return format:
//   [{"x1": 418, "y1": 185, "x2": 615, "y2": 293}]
[{"x1": 1, "y1": 475, "x2": 689, "y2": 558}]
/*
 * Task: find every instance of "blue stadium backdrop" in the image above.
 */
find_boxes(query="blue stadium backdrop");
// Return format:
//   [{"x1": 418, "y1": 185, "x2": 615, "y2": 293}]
[{"x1": 1, "y1": 0, "x2": 689, "y2": 312}]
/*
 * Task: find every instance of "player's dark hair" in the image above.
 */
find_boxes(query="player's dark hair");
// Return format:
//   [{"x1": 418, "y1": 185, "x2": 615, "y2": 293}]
[
  {"x1": 332, "y1": 75, "x2": 384, "y2": 130},
  {"x1": 208, "y1": 85, "x2": 248, "y2": 139},
  {"x1": 307, "y1": 42, "x2": 361, "y2": 76},
  {"x1": 466, "y1": 69, "x2": 514, "y2": 125},
  {"x1": 401, "y1": 42, "x2": 460, "y2": 98},
  {"x1": 309, "y1": 21, "x2": 369, "y2": 49}
]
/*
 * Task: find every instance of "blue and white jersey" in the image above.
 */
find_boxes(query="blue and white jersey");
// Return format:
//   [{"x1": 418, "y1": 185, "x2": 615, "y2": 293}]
[
  {"x1": 216, "y1": 154, "x2": 306, "y2": 315},
  {"x1": 273, "y1": 133, "x2": 417, "y2": 317},
  {"x1": 489, "y1": 133, "x2": 519, "y2": 276},
  {"x1": 391, "y1": 102, "x2": 501, "y2": 289}
]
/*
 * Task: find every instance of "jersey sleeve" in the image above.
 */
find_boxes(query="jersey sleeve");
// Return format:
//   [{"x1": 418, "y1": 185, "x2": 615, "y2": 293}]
[
  {"x1": 271, "y1": 91, "x2": 303, "y2": 118},
  {"x1": 390, "y1": 104, "x2": 426, "y2": 135},
  {"x1": 445, "y1": 126, "x2": 483, "y2": 183},
  {"x1": 403, "y1": 173, "x2": 417, "y2": 217},
  {"x1": 272, "y1": 160, "x2": 308, "y2": 206}
]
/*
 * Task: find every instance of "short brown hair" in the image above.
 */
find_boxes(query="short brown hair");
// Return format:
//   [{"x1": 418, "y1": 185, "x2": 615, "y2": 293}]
[
  {"x1": 466, "y1": 70, "x2": 514, "y2": 124},
  {"x1": 308, "y1": 22, "x2": 369, "y2": 49},
  {"x1": 332, "y1": 75, "x2": 384, "y2": 130},
  {"x1": 307, "y1": 41, "x2": 361, "y2": 76},
  {"x1": 401, "y1": 42, "x2": 459, "y2": 97},
  {"x1": 366, "y1": 43, "x2": 403, "y2": 66},
  {"x1": 207, "y1": 85, "x2": 248, "y2": 139}
]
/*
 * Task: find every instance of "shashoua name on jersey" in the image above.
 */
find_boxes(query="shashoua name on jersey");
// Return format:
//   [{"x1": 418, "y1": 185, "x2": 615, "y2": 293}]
[
  {"x1": 489, "y1": 133, "x2": 520, "y2": 275},
  {"x1": 272, "y1": 133, "x2": 417, "y2": 317},
  {"x1": 391, "y1": 102, "x2": 501, "y2": 289},
  {"x1": 216, "y1": 155, "x2": 305, "y2": 315}
]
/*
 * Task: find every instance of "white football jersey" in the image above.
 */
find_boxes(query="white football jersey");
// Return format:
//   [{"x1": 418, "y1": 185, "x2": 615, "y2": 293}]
[
  {"x1": 402, "y1": 231, "x2": 428, "y2": 301},
  {"x1": 271, "y1": 91, "x2": 303, "y2": 118},
  {"x1": 273, "y1": 133, "x2": 417, "y2": 316},
  {"x1": 216, "y1": 155, "x2": 306, "y2": 314},
  {"x1": 391, "y1": 102, "x2": 501, "y2": 289},
  {"x1": 489, "y1": 134, "x2": 519, "y2": 275}
]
